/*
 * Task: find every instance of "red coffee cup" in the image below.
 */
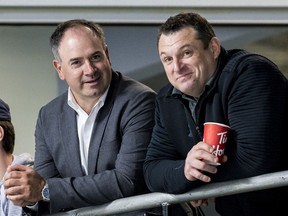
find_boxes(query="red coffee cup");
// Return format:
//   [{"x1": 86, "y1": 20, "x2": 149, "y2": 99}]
[{"x1": 203, "y1": 122, "x2": 230, "y2": 165}]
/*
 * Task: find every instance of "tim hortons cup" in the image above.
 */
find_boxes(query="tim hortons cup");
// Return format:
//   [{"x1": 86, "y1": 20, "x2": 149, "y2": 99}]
[{"x1": 203, "y1": 122, "x2": 230, "y2": 165}]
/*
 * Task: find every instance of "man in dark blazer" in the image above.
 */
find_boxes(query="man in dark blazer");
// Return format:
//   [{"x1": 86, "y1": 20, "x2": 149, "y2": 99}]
[{"x1": 4, "y1": 19, "x2": 156, "y2": 215}]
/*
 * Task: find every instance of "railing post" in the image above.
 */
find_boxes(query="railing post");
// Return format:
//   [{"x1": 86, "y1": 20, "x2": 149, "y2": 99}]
[{"x1": 161, "y1": 202, "x2": 170, "y2": 216}]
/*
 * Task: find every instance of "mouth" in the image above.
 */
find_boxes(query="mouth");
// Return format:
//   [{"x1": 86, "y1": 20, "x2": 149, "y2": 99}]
[
  {"x1": 176, "y1": 72, "x2": 192, "y2": 81},
  {"x1": 84, "y1": 75, "x2": 101, "y2": 84}
]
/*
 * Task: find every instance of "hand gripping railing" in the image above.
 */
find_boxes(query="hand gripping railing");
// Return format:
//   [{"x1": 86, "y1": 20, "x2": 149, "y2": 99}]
[{"x1": 51, "y1": 170, "x2": 288, "y2": 216}]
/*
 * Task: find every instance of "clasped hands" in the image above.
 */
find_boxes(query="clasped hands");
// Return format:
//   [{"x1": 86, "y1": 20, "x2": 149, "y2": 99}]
[{"x1": 3, "y1": 164, "x2": 46, "y2": 207}]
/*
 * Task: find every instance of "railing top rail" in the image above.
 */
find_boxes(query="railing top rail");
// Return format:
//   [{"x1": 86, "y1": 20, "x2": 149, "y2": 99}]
[{"x1": 51, "y1": 170, "x2": 288, "y2": 216}]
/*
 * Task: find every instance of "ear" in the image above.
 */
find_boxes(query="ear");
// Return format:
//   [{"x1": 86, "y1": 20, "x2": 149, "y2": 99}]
[
  {"x1": 209, "y1": 37, "x2": 221, "y2": 59},
  {"x1": 53, "y1": 59, "x2": 65, "y2": 81},
  {"x1": 105, "y1": 46, "x2": 112, "y2": 66},
  {"x1": 0, "y1": 126, "x2": 4, "y2": 142}
]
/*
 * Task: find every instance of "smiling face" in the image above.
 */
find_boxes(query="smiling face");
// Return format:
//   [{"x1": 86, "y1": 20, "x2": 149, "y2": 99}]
[
  {"x1": 158, "y1": 27, "x2": 220, "y2": 97},
  {"x1": 53, "y1": 26, "x2": 112, "y2": 108}
]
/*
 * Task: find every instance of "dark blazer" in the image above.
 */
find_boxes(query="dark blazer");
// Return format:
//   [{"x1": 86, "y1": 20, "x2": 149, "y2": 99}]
[
  {"x1": 33, "y1": 71, "x2": 156, "y2": 214},
  {"x1": 144, "y1": 48, "x2": 288, "y2": 216}
]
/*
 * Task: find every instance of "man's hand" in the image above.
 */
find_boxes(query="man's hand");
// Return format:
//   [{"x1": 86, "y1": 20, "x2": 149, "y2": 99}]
[
  {"x1": 4, "y1": 164, "x2": 45, "y2": 207},
  {"x1": 184, "y1": 141, "x2": 227, "y2": 182},
  {"x1": 190, "y1": 197, "x2": 215, "y2": 207}
]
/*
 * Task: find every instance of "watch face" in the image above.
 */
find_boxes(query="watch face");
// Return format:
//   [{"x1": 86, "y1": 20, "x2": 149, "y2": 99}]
[
  {"x1": 42, "y1": 184, "x2": 50, "y2": 201},
  {"x1": 44, "y1": 188, "x2": 49, "y2": 198}
]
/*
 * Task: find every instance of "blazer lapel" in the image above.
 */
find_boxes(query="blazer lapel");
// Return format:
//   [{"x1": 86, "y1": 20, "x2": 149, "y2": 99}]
[
  {"x1": 87, "y1": 100, "x2": 113, "y2": 175},
  {"x1": 60, "y1": 106, "x2": 84, "y2": 176}
]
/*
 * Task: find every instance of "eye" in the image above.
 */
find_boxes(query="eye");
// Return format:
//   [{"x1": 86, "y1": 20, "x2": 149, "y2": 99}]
[
  {"x1": 71, "y1": 60, "x2": 81, "y2": 66},
  {"x1": 162, "y1": 56, "x2": 173, "y2": 65},
  {"x1": 183, "y1": 50, "x2": 192, "y2": 58},
  {"x1": 91, "y1": 54, "x2": 101, "y2": 62}
]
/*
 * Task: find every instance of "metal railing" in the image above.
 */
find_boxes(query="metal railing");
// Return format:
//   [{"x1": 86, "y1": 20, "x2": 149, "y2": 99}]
[{"x1": 51, "y1": 170, "x2": 288, "y2": 216}]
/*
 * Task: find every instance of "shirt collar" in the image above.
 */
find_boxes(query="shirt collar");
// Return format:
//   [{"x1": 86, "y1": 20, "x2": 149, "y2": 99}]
[{"x1": 67, "y1": 86, "x2": 109, "y2": 112}]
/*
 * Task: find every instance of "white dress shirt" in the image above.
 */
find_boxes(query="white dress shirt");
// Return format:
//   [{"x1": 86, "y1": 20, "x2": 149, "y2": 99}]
[{"x1": 67, "y1": 88, "x2": 108, "y2": 175}]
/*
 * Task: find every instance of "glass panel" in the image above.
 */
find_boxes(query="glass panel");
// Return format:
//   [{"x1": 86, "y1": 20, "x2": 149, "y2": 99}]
[{"x1": 242, "y1": 30, "x2": 288, "y2": 79}]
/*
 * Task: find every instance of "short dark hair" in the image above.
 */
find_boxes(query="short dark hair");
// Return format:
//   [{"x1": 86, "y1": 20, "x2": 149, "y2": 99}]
[
  {"x1": 157, "y1": 12, "x2": 216, "y2": 49},
  {"x1": 0, "y1": 121, "x2": 15, "y2": 154},
  {"x1": 50, "y1": 19, "x2": 107, "y2": 62}
]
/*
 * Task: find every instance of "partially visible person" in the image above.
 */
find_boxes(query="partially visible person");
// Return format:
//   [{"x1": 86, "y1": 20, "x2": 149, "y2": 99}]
[
  {"x1": 0, "y1": 98, "x2": 33, "y2": 216},
  {"x1": 143, "y1": 12, "x2": 288, "y2": 216},
  {"x1": 4, "y1": 19, "x2": 156, "y2": 215}
]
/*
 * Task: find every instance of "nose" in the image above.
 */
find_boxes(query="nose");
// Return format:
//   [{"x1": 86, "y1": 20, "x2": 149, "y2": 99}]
[
  {"x1": 173, "y1": 59, "x2": 181, "y2": 73},
  {"x1": 84, "y1": 60, "x2": 96, "y2": 75}
]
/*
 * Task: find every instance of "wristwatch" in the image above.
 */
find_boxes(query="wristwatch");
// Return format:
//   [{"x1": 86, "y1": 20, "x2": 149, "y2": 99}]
[{"x1": 41, "y1": 183, "x2": 50, "y2": 202}]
